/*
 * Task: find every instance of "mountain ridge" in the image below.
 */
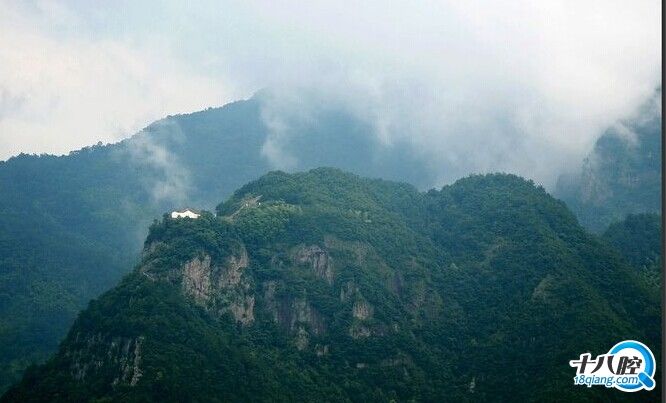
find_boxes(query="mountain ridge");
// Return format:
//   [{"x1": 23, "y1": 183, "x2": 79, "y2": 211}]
[
  {"x1": 0, "y1": 87, "x2": 660, "y2": 391},
  {"x1": 3, "y1": 168, "x2": 659, "y2": 402}
]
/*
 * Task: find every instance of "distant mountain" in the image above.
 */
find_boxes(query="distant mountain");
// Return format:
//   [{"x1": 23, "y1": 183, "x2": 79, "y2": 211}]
[
  {"x1": 0, "y1": 87, "x2": 661, "y2": 393},
  {"x1": 602, "y1": 213, "x2": 662, "y2": 288},
  {"x1": 556, "y1": 88, "x2": 662, "y2": 232},
  {"x1": 3, "y1": 169, "x2": 659, "y2": 402},
  {"x1": 0, "y1": 94, "x2": 433, "y2": 391}
]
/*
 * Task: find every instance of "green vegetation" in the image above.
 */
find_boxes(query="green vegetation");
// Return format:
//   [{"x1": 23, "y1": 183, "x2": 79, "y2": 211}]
[
  {"x1": 0, "y1": 87, "x2": 660, "y2": 393},
  {"x1": 4, "y1": 169, "x2": 659, "y2": 402},
  {"x1": 0, "y1": 94, "x2": 441, "y2": 391},
  {"x1": 0, "y1": 99, "x2": 270, "y2": 390},
  {"x1": 603, "y1": 213, "x2": 662, "y2": 288}
]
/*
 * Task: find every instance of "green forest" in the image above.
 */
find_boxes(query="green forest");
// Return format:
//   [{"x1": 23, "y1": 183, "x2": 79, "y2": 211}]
[{"x1": 3, "y1": 169, "x2": 660, "y2": 402}]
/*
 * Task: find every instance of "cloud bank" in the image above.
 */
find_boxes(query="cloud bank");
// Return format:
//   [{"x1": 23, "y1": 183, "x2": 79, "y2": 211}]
[
  {"x1": 240, "y1": 0, "x2": 661, "y2": 186},
  {"x1": 0, "y1": 0, "x2": 661, "y2": 187},
  {"x1": 0, "y1": 1, "x2": 233, "y2": 160}
]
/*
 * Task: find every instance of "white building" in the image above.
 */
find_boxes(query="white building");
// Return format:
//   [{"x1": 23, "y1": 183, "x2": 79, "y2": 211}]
[{"x1": 171, "y1": 209, "x2": 200, "y2": 219}]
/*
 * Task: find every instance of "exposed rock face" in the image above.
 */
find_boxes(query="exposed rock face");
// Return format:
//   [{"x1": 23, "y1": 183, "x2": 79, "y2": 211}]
[
  {"x1": 178, "y1": 247, "x2": 255, "y2": 325},
  {"x1": 182, "y1": 255, "x2": 212, "y2": 304},
  {"x1": 228, "y1": 295, "x2": 255, "y2": 325},
  {"x1": 263, "y1": 281, "x2": 328, "y2": 348},
  {"x1": 339, "y1": 282, "x2": 378, "y2": 338},
  {"x1": 266, "y1": 289, "x2": 326, "y2": 349},
  {"x1": 339, "y1": 282, "x2": 356, "y2": 303},
  {"x1": 532, "y1": 274, "x2": 556, "y2": 303},
  {"x1": 325, "y1": 237, "x2": 400, "y2": 298},
  {"x1": 469, "y1": 377, "x2": 476, "y2": 394},
  {"x1": 324, "y1": 237, "x2": 369, "y2": 266},
  {"x1": 294, "y1": 245, "x2": 334, "y2": 284},
  {"x1": 216, "y1": 247, "x2": 254, "y2": 325},
  {"x1": 348, "y1": 294, "x2": 378, "y2": 338},
  {"x1": 142, "y1": 241, "x2": 165, "y2": 258},
  {"x1": 263, "y1": 281, "x2": 279, "y2": 322},
  {"x1": 315, "y1": 344, "x2": 329, "y2": 356},
  {"x1": 219, "y1": 248, "x2": 249, "y2": 287},
  {"x1": 284, "y1": 297, "x2": 325, "y2": 335},
  {"x1": 67, "y1": 333, "x2": 144, "y2": 387},
  {"x1": 352, "y1": 300, "x2": 373, "y2": 320},
  {"x1": 128, "y1": 339, "x2": 143, "y2": 386},
  {"x1": 295, "y1": 327, "x2": 309, "y2": 350},
  {"x1": 349, "y1": 323, "x2": 371, "y2": 339},
  {"x1": 149, "y1": 237, "x2": 390, "y2": 349}
]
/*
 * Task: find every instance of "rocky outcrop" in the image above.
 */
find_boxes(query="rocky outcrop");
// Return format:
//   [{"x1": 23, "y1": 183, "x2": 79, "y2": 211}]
[
  {"x1": 228, "y1": 295, "x2": 255, "y2": 325},
  {"x1": 261, "y1": 247, "x2": 337, "y2": 348},
  {"x1": 264, "y1": 282, "x2": 326, "y2": 349},
  {"x1": 349, "y1": 323, "x2": 371, "y2": 339},
  {"x1": 67, "y1": 333, "x2": 144, "y2": 387},
  {"x1": 315, "y1": 344, "x2": 329, "y2": 356},
  {"x1": 531, "y1": 274, "x2": 555, "y2": 303},
  {"x1": 219, "y1": 248, "x2": 249, "y2": 287},
  {"x1": 352, "y1": 299, "x2": 373, "y2": 320},
  {"x1": 215, "y1": 247, "x2": 254, "y2": 324},
  {"x1": 262, "y1": 281, "x2": 279, "y2": 322},
  {"x1": 128, "y1": 338, "x2": 143, "y2": 386},
  {"x1": 346, "y1": 289, "x2": 379, "y2": 339},
  {"x1": 338, "y1": 281, "x2": 377, "y2": 338},
  {"x1": 324, "y1": 237, "x2": 369, "y2": 266},
  {"x1": 294, "y1": 245, "x2": 334, "y2": 284},
  {"x1": 179, "y1": 246, "x2": 255, "y2": 325},
  {"x1": 282, "y1": 297, "x2": 326, "y2": 336},
  {"x1": 182, "y1": 255, "x2": 212, "y2": 304},
  {"x1": 295, "y1": 327, "x2": 309, "y2": 350},
  {"x1": 339, "y1": 282, "x2": 357, "y2": 303}
]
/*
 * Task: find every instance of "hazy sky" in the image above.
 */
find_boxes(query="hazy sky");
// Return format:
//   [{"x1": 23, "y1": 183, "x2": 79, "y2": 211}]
[{"x1": 0, "y1": 0, "x2": 661, "y2": 185}]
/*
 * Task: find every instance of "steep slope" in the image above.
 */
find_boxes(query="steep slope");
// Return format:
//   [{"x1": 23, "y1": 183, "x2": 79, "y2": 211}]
[
  {"x1": 0, "y1": 94, "x2": 435, "y2": 389},
  {"x1": 602, "y1": 213, "x2": 662, "y2": 286},
  {"x1": 419, "y1": 174, "x2": 661, "y2": 401},
  {"x1": 0, "y1": 99, "x2": 269, "y2": 390},
  {"x1": 0, "y1": 86, "x2": 660, "y2": 391},
  {"x1": 556, "y1": 88, "x2": 662, "y2": 232},
  {"x1": 4, "y1": 169, "x2": 659, "y2": 402}
]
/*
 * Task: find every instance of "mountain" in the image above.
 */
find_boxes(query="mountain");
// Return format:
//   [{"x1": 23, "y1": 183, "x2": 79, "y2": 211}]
[
  {"x1": 0, "y1": 95, "x2": 435, "y2": 390},
  {"x1": 602, "y1": 213, "x2": 662, "y2": 287},
  {"x1": 3, "y1": 169, "x2": 659, "y2": 402},
  {"x1": 555, "y1": 88, "x2": 662, "y2": 232},
  {"x1": 0, "y1": 87, "x2": 660, "y2": 392}
]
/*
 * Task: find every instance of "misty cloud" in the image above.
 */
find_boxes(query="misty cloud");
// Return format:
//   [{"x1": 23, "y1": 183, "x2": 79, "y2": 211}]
[
  {"x1": 240, "y1": 1, "x2": 661, "y2": 187},
  {"x1": 123, "y1": 119, "x2": 192, "y2": 206},
  {"x1": 0, "y1": 1, "x2": 233, "y2": 161},
  {"x1": 0, "y1": 0, "x2": 661, "y2": 188}
]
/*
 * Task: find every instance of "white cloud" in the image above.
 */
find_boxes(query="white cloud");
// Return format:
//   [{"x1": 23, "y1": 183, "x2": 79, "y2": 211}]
[
  {"x1": 237, "y1": 0, "x2": 661, "y2": 186},
  {"x1": 0, "y1": 0, "x2": 660, "y2": 187},
  {"x1": 0, "y1": 1, "x2": 234, "y2": 160},
  {"x1": 123, "y1": 119, "x2": 191, "y2": 206}
]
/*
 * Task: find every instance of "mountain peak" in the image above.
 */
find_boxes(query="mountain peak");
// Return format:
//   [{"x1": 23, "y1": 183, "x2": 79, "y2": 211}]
[{"x1": 5, "y1": 169, "x2": 658, "y2": 402}]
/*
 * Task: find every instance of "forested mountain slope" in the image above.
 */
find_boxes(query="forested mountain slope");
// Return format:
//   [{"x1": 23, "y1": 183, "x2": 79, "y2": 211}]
[
  {"x1": 602, "y1": 213, "x2": 662, "y2": 288},
  {"x1": 0, "y1": 87, "x2": 660, "y2": 391},
  {"x1": 0, "y1": 94, "x2": 422, "y2": 389},
  {"x1": 4, "y1": 169, "x2": 659, "y2": 402}
]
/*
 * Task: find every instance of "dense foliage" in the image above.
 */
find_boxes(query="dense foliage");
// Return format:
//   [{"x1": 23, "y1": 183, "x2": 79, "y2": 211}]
[
  {"x1": 0, "y1": 93, "x2": 446, "y2": 391},
  {"x1": 602, "y1": 213, "x2": 662, "y2": 289},
  {"x1": 4, "y1": 169, "x2": 660, "y2": 402},
  {"x1": 0, "y1": 99, "x2": 271, "y2": 390},
  {"x1": 0, "y1": 85, "x2": 660, "y2": 393}
]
